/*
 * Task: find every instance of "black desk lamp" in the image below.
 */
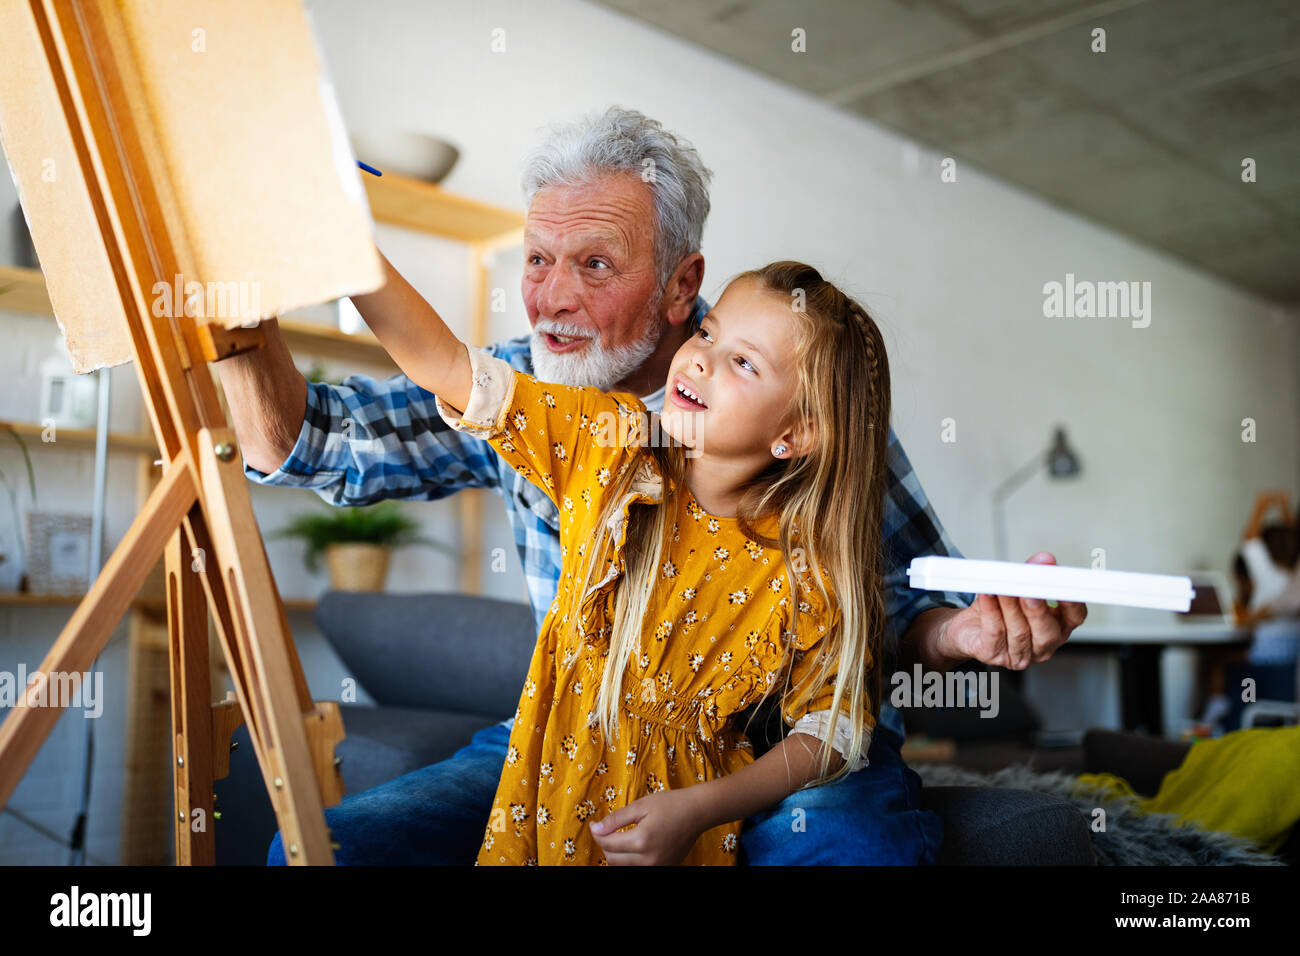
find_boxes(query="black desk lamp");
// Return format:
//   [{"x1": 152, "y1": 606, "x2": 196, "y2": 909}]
[{"x1": 992, "y1": 426, "x2": 1082, "y2": 561}]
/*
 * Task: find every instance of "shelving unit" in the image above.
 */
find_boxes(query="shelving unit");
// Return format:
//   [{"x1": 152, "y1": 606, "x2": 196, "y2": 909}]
[
  {"x1": 363, "y1": 170, "x2": 525, "y2": 245},
  {"x1": 0, "y1": 591, "x2": 316, "y2": 613},
  {"x1": 0, "y1": 418, "x2": 155, "y2": 454},
  {"x1": 0, "y1": 264, "x2": 52, "y2": 314},
  {"x1": 0, "y1": 169, "x2": 525, "y2": 863},
  {"x1": 0, "y1": 265, "x2": 399, "y2": 370},
  {"x1": 0, "y1": 168, "x2": 525, "y2": 591}
]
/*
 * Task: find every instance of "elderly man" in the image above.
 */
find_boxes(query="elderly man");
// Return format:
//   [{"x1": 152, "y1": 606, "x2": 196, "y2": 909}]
[{"x1": 224, "y1": 106, "x2": 1085, "y2": 865}]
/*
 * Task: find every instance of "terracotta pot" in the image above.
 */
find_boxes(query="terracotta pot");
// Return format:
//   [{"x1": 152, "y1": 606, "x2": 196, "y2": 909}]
[{"x1": 325, "y1": 543, "x2": 391, "y2": 592}]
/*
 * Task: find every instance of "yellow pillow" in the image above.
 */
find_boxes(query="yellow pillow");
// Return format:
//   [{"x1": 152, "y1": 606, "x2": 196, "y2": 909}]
[{"x1": 1140, "y1": 726, "x2": 1300, "y2": 854}]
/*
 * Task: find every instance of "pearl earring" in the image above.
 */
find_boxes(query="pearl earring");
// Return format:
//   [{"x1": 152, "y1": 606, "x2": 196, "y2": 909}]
[{"x1": 774, "y1": 444, "x2": 787, "y2": 457}]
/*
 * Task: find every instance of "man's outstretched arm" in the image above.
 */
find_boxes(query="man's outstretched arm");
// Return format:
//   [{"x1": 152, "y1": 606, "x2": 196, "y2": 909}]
[
  {"x1": 880, "y1": 428, "x2": 1086, "y2": 673},
  {"x1": 224, "y1": 249, "x2": 503, "y2": 505},
  {"x1": 222, "y1": 249, "x2": 416, "y2": 474},
  {"x1": 219, "y1": 315, "x2": 309, "y2": 476},
  {"x1": 901, "y1": 552, "x2": 1088, "y2": 672}
]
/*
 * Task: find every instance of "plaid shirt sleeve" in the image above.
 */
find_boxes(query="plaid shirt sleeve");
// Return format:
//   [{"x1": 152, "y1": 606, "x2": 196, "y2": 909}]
[
  {"x1": 881, "y1": 425, "x2": 977, "y2": 655},
  {"x1": 241, "y1": 363, "x2": 503, "y2": 506}
]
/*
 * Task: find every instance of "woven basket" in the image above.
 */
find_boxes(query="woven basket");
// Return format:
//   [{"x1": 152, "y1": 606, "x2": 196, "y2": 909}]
[{"x1": 325, "y1": 543, "x2": 391, "y2": 592}]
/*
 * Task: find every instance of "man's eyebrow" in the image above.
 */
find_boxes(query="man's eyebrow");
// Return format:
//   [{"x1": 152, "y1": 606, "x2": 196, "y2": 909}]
[
  {"x1": 523, "y1": 229, "x2": 625, "y2": 253},
  {"x1": 702, "y1": 310, "x2": 774, "y2": 368}
]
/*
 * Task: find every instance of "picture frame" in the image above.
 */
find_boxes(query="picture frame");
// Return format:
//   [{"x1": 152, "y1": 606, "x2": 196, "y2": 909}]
[{"x1": 23, "y1": 510, "x2": 92, "y2": 595}]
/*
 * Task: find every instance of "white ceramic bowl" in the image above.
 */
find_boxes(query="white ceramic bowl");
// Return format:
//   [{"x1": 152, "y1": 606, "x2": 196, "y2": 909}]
[{"x1": 349, "y1": 130, "x2": 460, "y2": 183}]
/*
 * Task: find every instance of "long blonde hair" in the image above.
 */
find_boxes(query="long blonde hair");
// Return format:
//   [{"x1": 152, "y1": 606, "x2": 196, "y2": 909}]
[{"x1": 576, "y1": 260, "x2": 892, "y2": 788}]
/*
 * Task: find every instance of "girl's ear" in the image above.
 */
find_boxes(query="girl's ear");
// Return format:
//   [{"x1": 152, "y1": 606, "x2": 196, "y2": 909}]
[{"x1": 777, "y1": 417, "x2": 817, "y2": 459}]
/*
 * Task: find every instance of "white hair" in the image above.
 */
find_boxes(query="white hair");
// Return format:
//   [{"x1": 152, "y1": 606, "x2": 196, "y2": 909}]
[{"x1": 520, "y1": 105, "x2": 713, "y2": 291}]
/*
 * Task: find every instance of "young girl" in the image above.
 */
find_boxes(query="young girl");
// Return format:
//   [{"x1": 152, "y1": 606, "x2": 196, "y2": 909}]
[{"x1": 365, "y1": 259, "x2": 891, "y2": 865}]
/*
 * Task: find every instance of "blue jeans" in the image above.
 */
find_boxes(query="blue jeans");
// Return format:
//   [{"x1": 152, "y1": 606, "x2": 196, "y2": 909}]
[{"x1": 267, "y1": 720, "x2": 942, "y2": 865}]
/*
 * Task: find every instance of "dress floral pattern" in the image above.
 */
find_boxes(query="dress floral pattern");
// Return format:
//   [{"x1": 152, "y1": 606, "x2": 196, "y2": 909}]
[{"x1": 436, "y1": 347, "x2": 873, "y2": 865}]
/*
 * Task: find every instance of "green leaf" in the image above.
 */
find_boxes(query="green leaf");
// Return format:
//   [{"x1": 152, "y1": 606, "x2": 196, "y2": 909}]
[
  {"x1": 0, "y1": 423, "x2": 38, "y2": 504},
  {"x1": 269, "y1": 500, "x2": 452, "y2": 575}
]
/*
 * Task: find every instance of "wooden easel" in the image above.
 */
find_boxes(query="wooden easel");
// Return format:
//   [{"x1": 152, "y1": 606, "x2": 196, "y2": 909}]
[{"x1": 0, "y1": 1, "x2": 345, "y2": 864}]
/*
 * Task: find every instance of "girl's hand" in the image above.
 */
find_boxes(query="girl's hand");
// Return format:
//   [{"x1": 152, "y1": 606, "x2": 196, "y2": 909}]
[{"x1": 589, "y1": 788, "x2": 707, "y2": 865}]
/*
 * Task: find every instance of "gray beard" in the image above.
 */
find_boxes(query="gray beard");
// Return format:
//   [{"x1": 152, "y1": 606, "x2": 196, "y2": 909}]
[{"x1": 529, "y1": 303, "x2": 665, "y2": 392}]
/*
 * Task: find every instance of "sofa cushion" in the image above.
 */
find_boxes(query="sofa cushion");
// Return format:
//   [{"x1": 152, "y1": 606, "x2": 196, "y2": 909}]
[
  {"x1": 1083, "y1": 729, "x2": 1190, "y2": 797},
  {"x1": 334, "y1": 704, "x2": 503, "y2": 794},
  {"x1": 314, "y1": 590, "x2": 537, "y2": 716},
  {"x1": 920, "y1": 786, "x2": 1096, "y2": 865}
]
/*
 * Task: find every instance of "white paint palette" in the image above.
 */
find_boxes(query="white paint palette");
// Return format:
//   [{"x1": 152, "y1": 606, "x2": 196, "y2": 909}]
[{"x1": 907, "y1": 556, "x2": 1195, "y2": 612}]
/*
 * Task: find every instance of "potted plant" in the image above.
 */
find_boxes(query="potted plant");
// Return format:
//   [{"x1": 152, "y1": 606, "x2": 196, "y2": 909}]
[
  {"x1": 270, "y1": 500, "x2": 455, "y2": 592},
  {"x1": 0, "y1": 423, "x2": 37, "y2": 593}
]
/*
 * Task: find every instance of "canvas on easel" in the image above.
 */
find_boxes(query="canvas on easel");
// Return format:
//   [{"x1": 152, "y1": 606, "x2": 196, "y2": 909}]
[{"x1": 0, "y1": 0, "x2": 385, "y2": 864}]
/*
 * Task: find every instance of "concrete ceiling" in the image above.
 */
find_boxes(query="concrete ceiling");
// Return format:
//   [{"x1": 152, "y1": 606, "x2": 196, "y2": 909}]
[{"x1": 592, "y1": 0, "x2": 1300, "y2": 304}]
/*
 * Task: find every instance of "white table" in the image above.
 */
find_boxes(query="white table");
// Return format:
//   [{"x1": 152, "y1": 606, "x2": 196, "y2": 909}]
[
  {"x1": 1035, "y1": 619, "x2": 1250, "y2": 740},
  {"x1": 1069, "y1": 622, "x2": 1250, "y2": 645}
]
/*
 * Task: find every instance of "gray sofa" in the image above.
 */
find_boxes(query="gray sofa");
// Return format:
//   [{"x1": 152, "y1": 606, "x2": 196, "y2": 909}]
[{"x1": 213, "y1": 591, "x2": 1095, "y2": 865}]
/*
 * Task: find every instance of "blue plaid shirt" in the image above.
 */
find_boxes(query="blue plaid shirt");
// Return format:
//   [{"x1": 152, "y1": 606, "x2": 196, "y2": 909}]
[{"x1": 244, "y1": 295, "x2": 975, "y2": 737}]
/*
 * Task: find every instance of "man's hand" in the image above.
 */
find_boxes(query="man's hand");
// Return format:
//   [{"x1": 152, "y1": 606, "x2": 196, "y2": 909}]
[
  {"x1": 589, "y1": 787, "x2": 708, "y2": 865},
  {"x1": 936, "y1": 551, "x2": 1087, "y2": 670}
]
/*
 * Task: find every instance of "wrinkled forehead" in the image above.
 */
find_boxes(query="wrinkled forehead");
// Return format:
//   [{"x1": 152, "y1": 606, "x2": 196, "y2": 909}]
[{"x1": 524, "y1": 175, "x2": 655, "y2": 251}]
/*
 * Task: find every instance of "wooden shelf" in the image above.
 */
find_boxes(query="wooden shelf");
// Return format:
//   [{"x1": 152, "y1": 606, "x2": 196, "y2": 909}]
[
  {"x1": 363, "y1": 169, "x2": 525, "y2": 243},
  {"x1": 0, "y1": 591, "x2": 318, "y2": 613},
  {"x1": 276, "y1": 317, "x2": 395, "y2": 370},
  {"x1": 1, "y1": 178, "x2": 523, "y2": 365},
  {"x1": 0, "y1": 178, "x2": 508, "y2": 608},
  {"x1": 0, "y1": 266, "x2": 399, "y2": 370},
  {"x1": 0, "y1": 265, "x2": 52, "y2": 315},
  {"x1": 0, "y1": 418, "x2": 156, "y2": 454}
]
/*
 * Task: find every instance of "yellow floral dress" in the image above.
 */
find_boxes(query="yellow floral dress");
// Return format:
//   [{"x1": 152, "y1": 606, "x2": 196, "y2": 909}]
[{"x1": 435, "y1": 347, "x2": 873, "y2": 865}]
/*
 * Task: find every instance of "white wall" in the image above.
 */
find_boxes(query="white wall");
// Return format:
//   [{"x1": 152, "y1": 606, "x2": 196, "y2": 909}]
[
  {"x1": 304, "y1": 0, "x2": 1298, "y2": 603},
  {"x1": 0, "y1": 0, "x2": 1295, "y2": 862}
]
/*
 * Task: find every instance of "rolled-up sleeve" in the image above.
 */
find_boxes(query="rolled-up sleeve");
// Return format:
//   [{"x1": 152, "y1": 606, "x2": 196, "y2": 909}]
[
  {"x1": 437, "y1": 346, "x2": 646, "y2": 512},
  {"x1": 780, "y1": 569, "x2": 873, "y2": 772},
  {"x1": 433, "y1": 346, "x2": 517, "y2": 440},
  {"x1": 789, "y1": 711, "x2": 870, "y2": 772},
  {"x1": 241, "y1": 378, "x2": 343, "y2": 489}
]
